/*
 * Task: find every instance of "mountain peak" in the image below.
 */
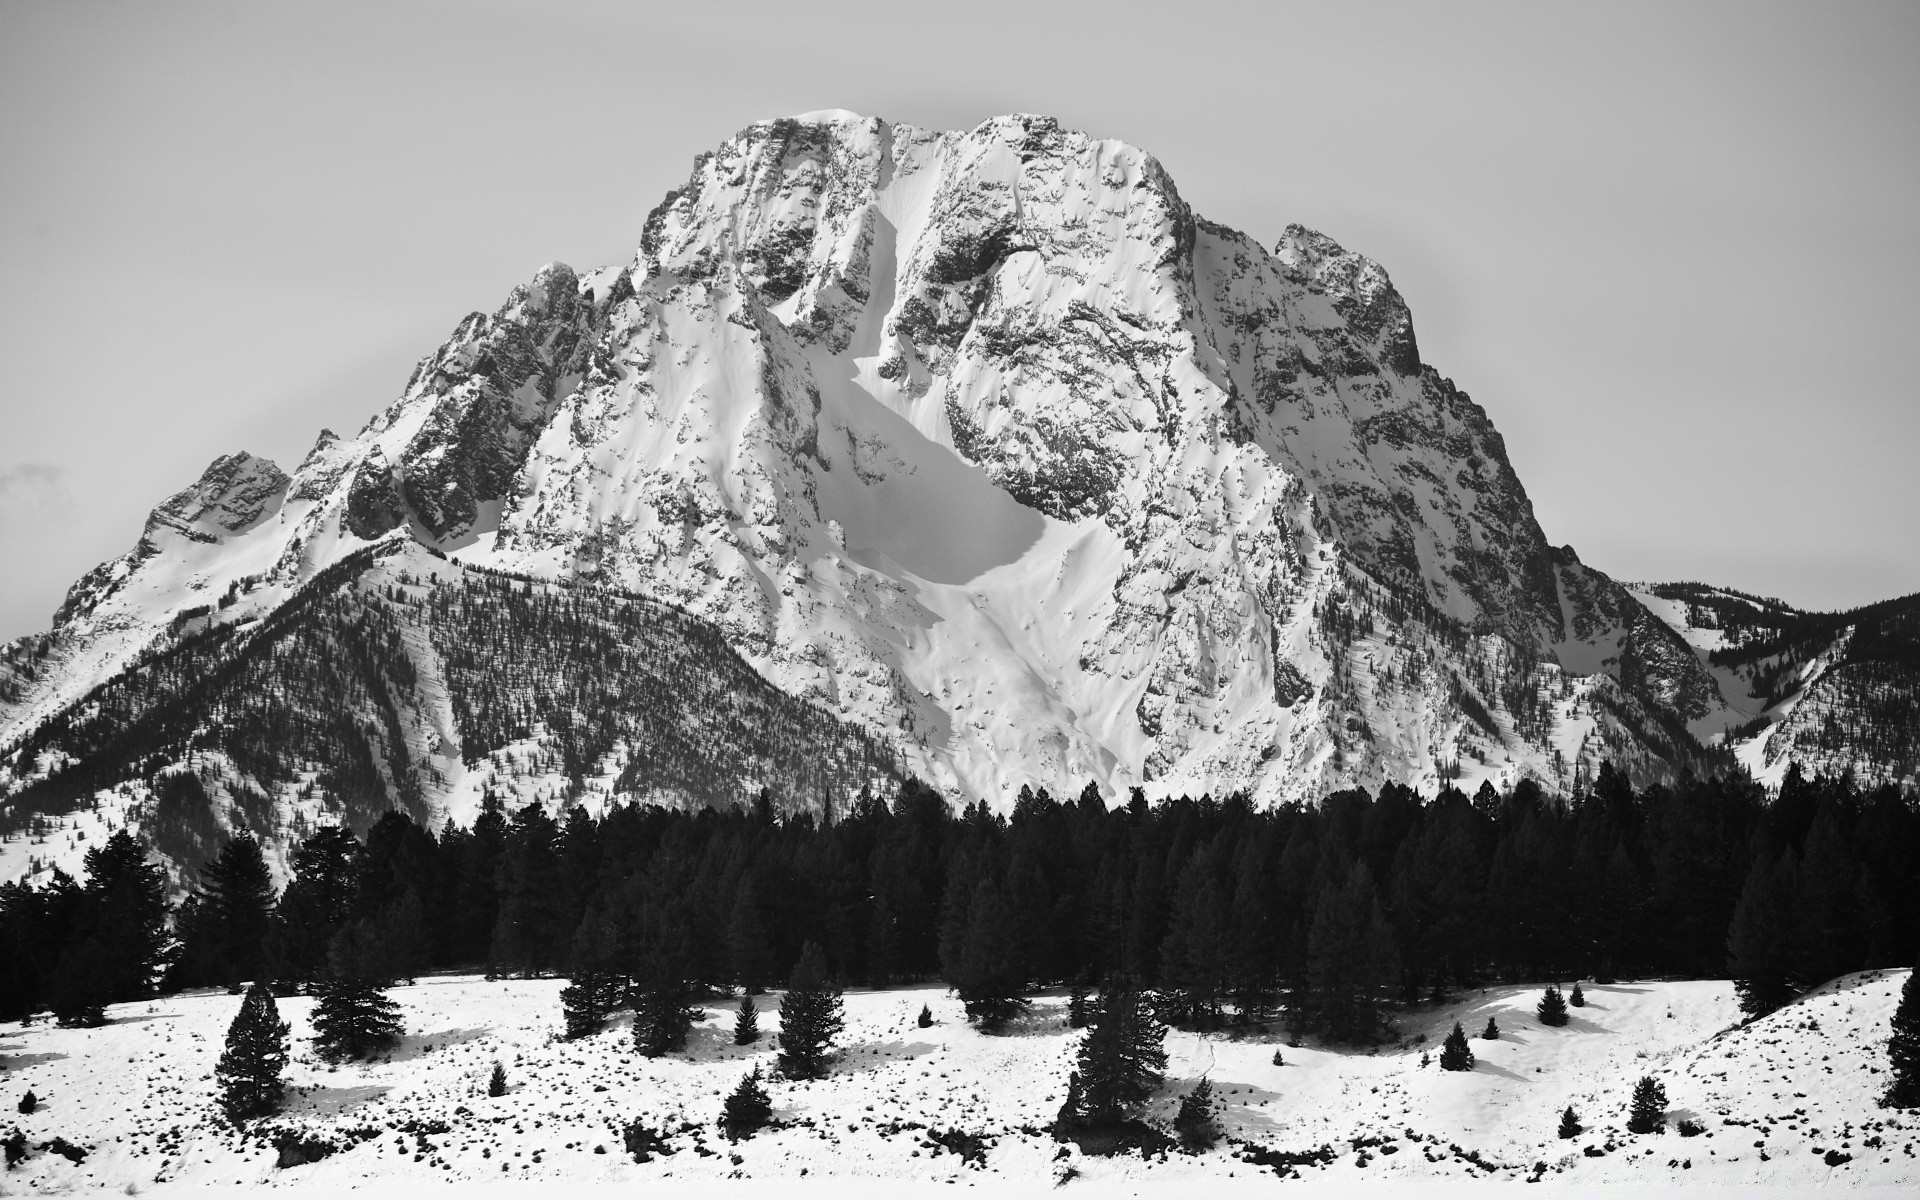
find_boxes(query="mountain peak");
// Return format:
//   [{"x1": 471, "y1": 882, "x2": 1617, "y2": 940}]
[
  {"x1": 145, "y1": 451, "x2": 289, "y2": 543},
  {"x1": 2, "y1": 113, "x2": 1908, "y2": 881}
]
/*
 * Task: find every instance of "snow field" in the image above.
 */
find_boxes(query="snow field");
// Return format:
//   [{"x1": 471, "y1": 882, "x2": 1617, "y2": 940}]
[{"x1": 0, "y1": 973, "x2": 1913, "y2": 1193}]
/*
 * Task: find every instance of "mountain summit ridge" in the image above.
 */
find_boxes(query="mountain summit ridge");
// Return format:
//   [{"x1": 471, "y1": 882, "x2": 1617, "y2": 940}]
[{"x1": 0, "y1": 111, "x2": 1910, "y2": 877}]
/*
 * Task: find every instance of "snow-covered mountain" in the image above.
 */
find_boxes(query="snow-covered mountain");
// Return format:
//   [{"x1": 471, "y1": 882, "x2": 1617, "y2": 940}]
[
  {"x1": 1630, "y1": 582, "x2": 1918, "y2": 790},
  {"x1": 0, "y1": 111, "x2": 1905, "y2": 873}
]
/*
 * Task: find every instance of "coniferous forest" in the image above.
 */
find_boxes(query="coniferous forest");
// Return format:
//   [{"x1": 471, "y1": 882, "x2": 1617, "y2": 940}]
[{"x1": 1, "y1": 760, "x2": 1914, "y2": 1044}]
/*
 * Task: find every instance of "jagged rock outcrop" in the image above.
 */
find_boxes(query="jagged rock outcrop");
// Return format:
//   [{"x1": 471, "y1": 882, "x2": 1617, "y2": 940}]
[{"x1": 0, "y1": 110, "x2": 1905, "y2": 882}]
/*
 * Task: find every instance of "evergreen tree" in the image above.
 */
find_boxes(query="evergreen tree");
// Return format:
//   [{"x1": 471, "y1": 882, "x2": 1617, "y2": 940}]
[
  {"x1": 1064, "y1": 979, "x2": 1167, "y2": 1128},
  {"x1": 917, "y1": 1003, "x2": 933, "y2": 1028},
  {"x1": 45, "y1": 936, "x2": 115, "y2": 1027},
  {"x1": 1883, "y1": 958, "x2": 1920, "y2": 1109},
  {"x1": 1304, "y1": 863, "x2": 1399, "y2": 1043},
  {"x1": 1160, "y1": 854, "x2": 1233, "y2": 1028},
  {"x1": 559, "y1": 907, "x2": 622, "y2": 1040},
  {"x1": 1538, "y1": 985, "x2": 1569, "y2": 1026},
  {"x1": 1482, "y1": 1016, "x2": 1499, "y2": 1040},
  {"x1": 721, "y1": 1066, "x2": 772, "y2": 1138},
  {"x1": 271, "y1": 826, "x2": 360, "y2": 987},
  {"x1": 1067, "y1": 977, "x2": 1092, "y2": 1028},
  {"x1": 310, "y1": 922, "x2": 404, "y2": 1062},
  {"x1": 488, "y1": 1062, "x2": 507, "y2": 1097},
  {"x1": 1439, "y1": 1021, "x2": 1474, "y2": 1071},
  {"x1": 455, "y1": 794, "x2": 509, "y2": 964},
  {"x1": 776, "y1": 942, "x2": 844, "y2": 1080},
  {"x1": 733, "y1": 993, "x2": 759, "y2": 1045},
  {"x1": 950, "y1": 877, "x2": 1028, "y2": 1029},
  {"x1": 311, "y1": 981, "x2": 403, "y2": 1062},
  {"x1": 1173, "y1": 1077, "x2": 1220, "y2": 1150},
  {"x1": 1558, "y1": 1106, "x2": 1582, "y2": 1139},
  {"x1": 1055, "y1": 1071, "x2": 1086, "y2": 1133},
  {"x1": 214, "y1": 982, "x2": 289, "y2": 1123},
  {"x1": 17, "y1": 1091, "x2": 35, "y2": 1114},
  {"x1": 725, "y1": 880, "x2": 776, "y2": 994},
  {"x1": 176, "y1": 832, "x2": 276, "y2": 989},
  {"x1": 1569, "y1": 982, "x2": 1586, "y2": 1007},
  {"x1": 76, "y1": 831, "x2": 169, "y2": 1003},
  {"x1": 1626, "y1": 1075, "x2": 1667, "y2": 1133},
  {"x1": 1727, "y1": 851, "x2": 1801, "y2": 1017},
  {"x1": 489, "y1": 802, "x2": 563, "y2": 977},
  {"x1": 631, "y1": 905, "x2": 700, "y2": 1058}
]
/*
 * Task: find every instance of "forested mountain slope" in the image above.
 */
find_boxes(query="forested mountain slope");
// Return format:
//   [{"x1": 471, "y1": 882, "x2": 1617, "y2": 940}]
[{"x1": 0, "y1": 541, "x2": 898, "y2": 885}]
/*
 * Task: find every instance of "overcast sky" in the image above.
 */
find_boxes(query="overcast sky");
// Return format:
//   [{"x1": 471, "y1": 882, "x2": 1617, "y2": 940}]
[{"x1": 2, "y1": 0, "x2": 1915, "y2": 641}]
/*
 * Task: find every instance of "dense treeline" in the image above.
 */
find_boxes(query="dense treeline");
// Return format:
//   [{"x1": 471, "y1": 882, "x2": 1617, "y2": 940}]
[{"x1": 0, "y1": 763, "x2": 1913, "y2": 1041}]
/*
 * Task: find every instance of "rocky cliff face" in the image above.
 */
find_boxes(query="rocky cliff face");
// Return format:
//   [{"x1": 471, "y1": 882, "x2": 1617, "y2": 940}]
[{"x1": 3, "y1": 110, "x2": 1898, "y2": 879}]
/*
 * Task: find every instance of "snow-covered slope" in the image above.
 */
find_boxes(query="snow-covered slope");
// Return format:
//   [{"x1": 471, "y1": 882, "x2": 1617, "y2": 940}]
[
  {"x1": 1630, "y1": 582, "x2": 1919, "y2": 790},
  {"x1": 9, "y1": 110, "x2": 1899, "y2": 864},
  {"x1": 0, "y1": 973, "x2": 1911, "y2": 1190}
]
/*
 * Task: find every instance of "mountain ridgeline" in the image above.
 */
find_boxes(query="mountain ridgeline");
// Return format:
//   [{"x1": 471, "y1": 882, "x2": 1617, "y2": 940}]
[{"x1": 0, "y1": 110, "x2": 1912, "y2": 881}]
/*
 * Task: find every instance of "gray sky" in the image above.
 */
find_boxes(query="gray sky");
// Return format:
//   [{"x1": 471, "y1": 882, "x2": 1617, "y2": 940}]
[{"x1": 2, "y1": 0, "x2": 1916, "y2": 642}]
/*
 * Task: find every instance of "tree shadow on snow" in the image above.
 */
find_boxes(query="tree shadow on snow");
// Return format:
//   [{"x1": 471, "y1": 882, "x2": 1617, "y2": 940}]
[
  {"x1": 386, "y1": 1026, "x2": 492, "y2": 1062},
  {"x1": 0, "y1": 1050, "x2": 67, "y2": 1068},
  {"x1": 106, "y1": 1012, "x2": 181, "y2": 1026},
  {"x1": 832, "y1": 1038, "x2": 940, "y2": 1075},
  {"x1": 1558, "y1": 1013, "x2": 1618, "y2": 1036},
  {"x1": 1168, "y1": 1077, "x2": 1286, "y2": 1136},
  {"x1": 298, "y1": 1083, "x2": 390, "y2": 1115},
  {"x1": 1472, "y1": 1059, "x2": 1531, "y2": 1082}
]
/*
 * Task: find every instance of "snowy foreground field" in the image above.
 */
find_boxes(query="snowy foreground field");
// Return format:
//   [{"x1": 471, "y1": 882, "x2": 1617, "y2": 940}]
[{"x1": 1, "y1": 971, "x2": 1916, "y2": 1196}]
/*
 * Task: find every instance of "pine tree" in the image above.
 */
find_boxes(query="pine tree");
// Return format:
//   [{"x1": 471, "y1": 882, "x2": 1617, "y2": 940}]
[
  {"x1": 950, "y1": 877, "x2": 1028, "y2": 1030},
  {"x1": 177, "y1": 832, "x2": 276, "y2": 990},
  {"x1": 1439, "y1": 1021, "x2": 1474, "y2": 1071},
  {"x1": 720, "y1": 1066, "x2": 772, "y2": 1137},
  {"x1": 1538, "y1": 985, "x2": 1569, "y2": 1026},
  {"x1": 46, "y1": 936, "x2": 114, "y2": 1027},
  {"x1": 917, "y1": 1003, "x2": 933, "y2": 1028},
  {"x1": 733, "y1": 994, "x2": 759, "y2": 1045},
  {"x1": 1173, "y1": 1077, "x2": 1219, "y2": 1150},
  {"x1": 456, "y1": 794, "x2": 508, "y2": 964},
  {"x1": 17, "y1": 1091, "x2": 35, "y2": 1114},
  {"x1": 1727, "y1": 851, "x2": 1801, "y2": 1017},
  {"x1": 1160, "y1": 855, "x2": 1233, "y2": 1029},
  {"x1": 215, "y1": 982, "x2": 289, "y2": 1123},
  {"x1": 310, "y1": 981, "x2": 403, "y2": 1062},
  {"x1": 1482, "y1": 1016, "x2": 1499, "y2": 1040},
  {"x1": 630, "y1": 908, "x2": 700, "y2": 1059},
  {"x1": 76, "y1": 832, "x2": 169, "y2": 1004},
  {"x1": 725, "y1": 881, "x2": 776, "y2": 994},
  {"x1": 1304, "y1": 863, "x2": 1399, "y2": 1043},
  {"x1": 1055, "y1": 1071, "x2": 1086, "y2": 1134},
  {"x1": 272, "y1": 826, "x2": 360, "y2": 987},
  {"x1": 777, "y1": 942, "x2": 844, "y2": 1080},
  {"x1": 1065, "y1": 979, "x2": 1167, "y2": 1128},
  {"x1": 1883, "y1": 958, "x2": 1920, "y2": 1109},
  {"x1": 1067, "y1": 978, "x2": 1092, "y2": 1028},
  {"x1": 559, "y1": 907, "x2": 622, "y2": 1040},
  {"x1": 1569, "y1": 982, "x2": 1586, "y2": 1007},
  {"x1": 1558, "y1": 1106, "x2": 1582, "y2": 1139},
  {"x1": 489, "y1": 802, "x2": 563, "y2": 978},
  {"x1": 1626, "y1": 1075, "x2": 1667, "y2": 1133},
  {"x1": 488, "y1": 1062, "x2": 507, "y2": 1097}
]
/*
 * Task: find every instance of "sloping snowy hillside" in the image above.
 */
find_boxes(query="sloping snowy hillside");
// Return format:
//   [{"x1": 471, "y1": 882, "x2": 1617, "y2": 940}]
[{"x1": 0, "y1": 972, "x2": 1911, "y2": 1190}]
